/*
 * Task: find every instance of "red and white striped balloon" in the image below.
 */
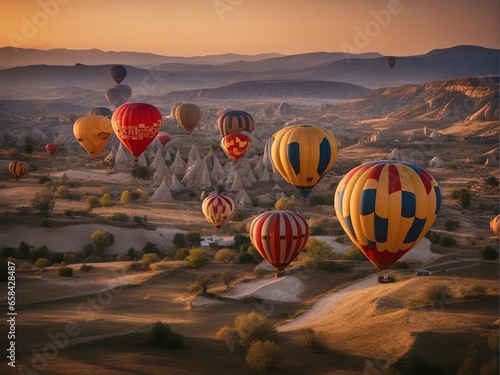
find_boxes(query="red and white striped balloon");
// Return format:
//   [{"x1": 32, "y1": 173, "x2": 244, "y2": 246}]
[
  {"x1": 202, "y1": 195, "x2": 236, "y2": 230},
  {"x1": 249, "y1": 210, "x2": 309, "y2": 276}
]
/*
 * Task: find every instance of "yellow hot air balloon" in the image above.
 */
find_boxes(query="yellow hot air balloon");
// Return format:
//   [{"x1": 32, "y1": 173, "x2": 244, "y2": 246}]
[
  {"x1": 175, "y1": 103, "x2": 201, "y2": 135},
  {"x1": 8, "y1": 161, "x2": 29, "y2": 181},
  {"x1": 270, "y1": 125, "x2": 338, "y2": 199},
  {"x1": 334, "y1": 160, "x2": 441, "y2": 272},
  {"x1": 73, "y1": 115, "x2": 113, "y2": 158}
]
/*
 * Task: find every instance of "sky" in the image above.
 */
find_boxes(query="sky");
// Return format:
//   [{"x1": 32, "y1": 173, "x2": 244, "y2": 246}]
[{"x1": 1, "y1": 0, "x2": 499, "y2": 57}]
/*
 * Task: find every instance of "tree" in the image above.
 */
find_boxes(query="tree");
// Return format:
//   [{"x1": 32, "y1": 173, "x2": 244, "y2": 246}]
[
  {"x1": 120, "y1": 190, "x2": 133, "y2": 205},
  {"x1": 444, "y1": 219, "x2": 460, "y2": 231},
  {"x1": 234, "y1": 234, "x2": 251, "y2": 250},
  {"x1": 142, "y1": 241, "x2": 159, "y2": 255},
  {"x1": 173, "y1": 233, "x2": 187, "y2": 248},
  {"x1": 149, "y1": 322, "x2": 183, "y2": 349},
  {"x1": 345, "y1": 246, "x2": 368, "y2": 261},
  {"x1": 234, "y1": 311, "x2": 276, "y2": 346},
  {"x1": 85, "y1": 195, "x2": 101, "y2": 212},
  {"x1": 450, "y1": 188, "x2": 471, "y2": 208},
  {"x1": 185, "y1": 248, "x2": 209, "y2": 268},
  {"x1": 100, "y1": 193, "x2": 113, "y2": 207},
  {"x1": 188, "y1": 274, "x2": 213, "y2": 295},
  {"x1": 31, "y1": 186, "x2": 55, "y2": 216},
  {"x1": 24, "y1": 143, "x2": 34, "y2": 154},
  {"x1": 220, "y1": 270, "x2": 236, "y2": 291},
  {"x1": 133, "y1": 166, "x2": 148, "y2": 180},
  {"x1": 91, "y1": 230, "x2": 115, "y2": 255},
  {"x1": 214, "y1": 248, "x2": 235, "y2": 264},
  {"x1": 481, "y1": 246, "x2": 498, "y2": 260},
  {"x1": 186, "y1": 231, "x2": 201, "y2": 247},
  {"x1": 246, "y1": 340, "x2": 284, "y2": 371},
  {"x1": 274, "y1": 197, "x2": 297, "y2": 211},
  {"x1": 299, "y1": 238, "x2": 334, "y2": 268}
]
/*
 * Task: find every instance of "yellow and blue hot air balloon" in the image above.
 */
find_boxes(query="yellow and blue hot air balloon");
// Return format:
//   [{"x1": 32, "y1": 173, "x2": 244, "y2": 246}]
[
  {"x1": 334, "y1": 160, "x2": 441, "y2": 271},
  {"x1": 270, "y1": 125, "x2": 338, "y2": 199}
]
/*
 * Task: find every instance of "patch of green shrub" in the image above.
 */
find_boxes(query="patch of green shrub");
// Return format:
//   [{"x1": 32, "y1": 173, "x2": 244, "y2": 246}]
[
  {"x1": 245, "y1": 340, "x2": 284, "y2": 371},
  {"x1": 80, "y1": 264, "x2": 94, "y2": 272},
  {"x1": 149, "y1": 322, "x2": 183, "y2": 349},
  {"x1": 56, "y1": 266, "x2": 73, "y2": 277}
]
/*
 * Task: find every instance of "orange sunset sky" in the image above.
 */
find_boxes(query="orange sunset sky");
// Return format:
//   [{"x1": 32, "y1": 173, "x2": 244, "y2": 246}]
[{"x1": 1, "y1": 0, "x2": 499, "y2": 57}]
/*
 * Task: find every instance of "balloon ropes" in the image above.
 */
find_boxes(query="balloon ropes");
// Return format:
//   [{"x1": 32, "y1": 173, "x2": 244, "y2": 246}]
[{"x1": 334, "y1": 160, "x2": 441, "y2": 272}]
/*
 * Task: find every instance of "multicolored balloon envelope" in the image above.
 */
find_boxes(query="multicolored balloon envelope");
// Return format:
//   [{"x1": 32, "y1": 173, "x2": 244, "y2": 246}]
[
  {"x1": 221, "y1": 133, "x2": 251, "y2": 163},
  {"x1": 45, "y1": 143, "x2": 58, "y2": 155},
  {"x1": 490, "y1": 214, "x2": 500, "y2": 237},
  {"x1": 8, "y1": 161, "x2": 29, "y2": 181},
  {"x1": 334, "y1": 160, "x2": 441, "y2": 271},
  {"x1": 202, "y1": 195, "x2": 235, "y2": 230},
  {"x1": 217, "y1": 110, "x2": 254, "y2": 137},
  {"x1": 249, "y1": 210, "x2": 310, "y2": 276},
  {"x1": 73, "y1": 115, "x2": 113, "y2": 158},
  {"x1": 111, "y1": 102, "x2": 162, "y2": 160},
  {"x1": 270, "y1": 125, "x2": 338, "y2": 199},
  {"x1": 175, "y1": 103, "x2": 201, "y2": 135}
]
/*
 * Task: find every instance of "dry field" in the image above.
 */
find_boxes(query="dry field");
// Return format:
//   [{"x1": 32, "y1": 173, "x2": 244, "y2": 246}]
[{"x1": 0, "y1": 114, "x2": 499, "y2": 374}]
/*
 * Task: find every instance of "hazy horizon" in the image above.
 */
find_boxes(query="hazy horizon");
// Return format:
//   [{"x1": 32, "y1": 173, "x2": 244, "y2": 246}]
[{"x1": 1, "y1": 0, "x2": 499, "y2": 58}]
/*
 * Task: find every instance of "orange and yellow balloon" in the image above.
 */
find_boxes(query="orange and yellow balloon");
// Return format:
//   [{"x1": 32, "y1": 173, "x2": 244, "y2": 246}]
[
  {"x1": 249, "y1": 210, "x2": 310, "y2": 276},
  {"x1": 8, "y1": 161, "x2": 29, "y2": 181},
  {"x1": 202, "y1": 195, "x2": 235, "y2": 230},
  {"x1": 334, "y1": 160, "x2": 441, "y2": 271},
  {"x1": 270, "y1": 125, "x2": 338, "y2": 199},
  {"x1": 221, "y1": 133, "x2": 251, "y2": 163},
  {"x1": 490, "y1": 214, "x2": 500, "y2": 237},
  {"x1": 175, "y1": 103, "x2": 201, "y2": 135},
  {"x1": 73, "y1": 115, "x2": 113, "y2": 158}
]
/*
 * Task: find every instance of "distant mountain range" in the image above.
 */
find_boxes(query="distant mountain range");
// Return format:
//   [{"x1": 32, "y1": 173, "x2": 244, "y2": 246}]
[{"x1": 0, "y1": 45, "x2": 497, "y2": 95}]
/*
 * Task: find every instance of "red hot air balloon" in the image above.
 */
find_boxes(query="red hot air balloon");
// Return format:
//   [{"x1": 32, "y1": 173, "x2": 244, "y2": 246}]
[
  {"x1": 217, "y1": 110, "x2": 254, "y2": 137},
  {"x1": 249, "y1": 210, "x2": 310, "y2": 277},
  {"x1": 157, "y1": 132, "x2": 171, "y2": 147},
  {"x1": 111, "y1": 103, "x2": 163, "y2": 161},
  {"x1": 45, "y1": 143, "x2": 58, "y2": 155},
  {"x1": 221, "y1": 133, "x2": 251, "y2": 163},
  {"x1": 202, "y1": 195, "x2": 235, "y2": 230},
  {"x1": 110, "y1": 65, "x2": 127, "y2": 84}
]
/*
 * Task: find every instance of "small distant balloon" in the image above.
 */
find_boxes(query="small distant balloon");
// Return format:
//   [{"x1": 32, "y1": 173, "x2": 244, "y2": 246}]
[
  {"x1": 110, "y1": 65, "x2": 127, "y2": 84},
  {"x1": 175, "y1": 103, "x2": 201, "y2": 135},
  {"x1": 105, "y1": 84, "x2": 132, "y2": 108},
  {"x1": 157, "y1": 132, "x2": 171, "y2": 147},
  {"x1": 386, "y1": 57, "x2": 396, "y2": 69},
  {"x1": 221, "y1": 133, "x2": 251, "y2": 163},
  {"x1": 202, "y1": 194, "x2": 235, "y2": 230},
  {"x1": 88, "y1": 107, "x2": 112, "y2": 118},
  {"x1": 8, "y1": 161, "x2": 29, "y2": 181},
  {"x1": 45, "y1": 143, "x2": 58, "y2": 155},
  {"x1": 490, "y1": 214, "x2": 500, "y2": 237},
  {"x1": 217, "y1": 110, "x2": 254, "y2": 137}
]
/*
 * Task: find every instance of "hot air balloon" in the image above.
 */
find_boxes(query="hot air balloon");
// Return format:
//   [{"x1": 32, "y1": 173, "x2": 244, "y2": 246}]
[
  {"x1": 111, "y1": 102, "x2": 162, "y2": 160},
  {"x1": 202, "y1": 195, "x2": 235, "y2": 230},
  {"x1": 110, "y1": 65, "x2": 127, "y2": 84},
  {"x1": 490, "y1": 214, "x2": 500, "y2": 237},
  {"x1": 175, "y1": 103, "x2": 201, "y2": 135},
  {"x1": 270, "y1": 125, "x2": 338, "y2": 199},
  {"x1": 221, "y1": 133, "x2": 251, "y2": 163},
  {"x1": 105, "y1": 84, "x2": 132, "y2": 108},
  {"x1": 249, "y1": 210, "x2": 310, "y2": 277},
  {"x1": 73, "y1": 115, "x2": 113, "y2": 158},
  {"x1": 157, "y1": 132, "x2": 171, "y2": 147},
  {"x1": 170, "y1": 103, "x2": 183, "y2": 122},
  {"x1": 8, "y1": 161, "x2": 29, "y2": 181},
  {"x1": 217, "y1": 110, "x2": 254, "y2": 137},
  {"x1": 334, "y1": 160, "x2": 441, "y2": 272},
  {"x1": 45, "y1": 143, "x2": 58, "y2": 155},
  {"x1": 88, "y1": 107, "x2": 112, "y2": 118},
  {"x1": 386, "y1": 57, "x2": 396, "y2": 69}
]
